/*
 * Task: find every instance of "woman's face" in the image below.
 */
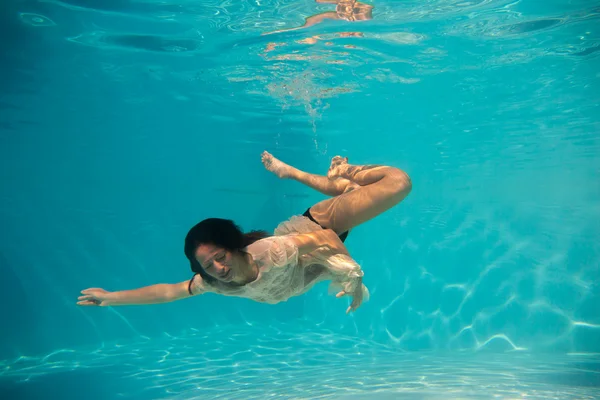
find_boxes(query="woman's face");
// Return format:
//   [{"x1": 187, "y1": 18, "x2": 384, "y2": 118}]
[{"x1": 194, "y1": 243, "x2": 246, "y2": 284}]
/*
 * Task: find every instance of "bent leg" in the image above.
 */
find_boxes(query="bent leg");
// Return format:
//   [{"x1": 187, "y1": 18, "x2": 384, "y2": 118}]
[
  {"x1": 261, "y1": 151, "x2": 355, "y2": 196},
  {"x1": 308, "y1": 157, "x2": 412, "y2": 234}
]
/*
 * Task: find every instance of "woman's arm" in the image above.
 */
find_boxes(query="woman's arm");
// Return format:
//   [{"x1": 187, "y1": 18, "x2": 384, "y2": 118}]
[
  {"x1": 283, "y1": 230, "x2": 366, "y2": 313},
  {"x1": 77, "y1": 278, "x2": 205, "y2": 307},
  {"x1": 286, "y1": 228, "x2": 350, "y2": 257},
  {"x1": 292, "y1": 232, "x2": 367, "y2": 313}
]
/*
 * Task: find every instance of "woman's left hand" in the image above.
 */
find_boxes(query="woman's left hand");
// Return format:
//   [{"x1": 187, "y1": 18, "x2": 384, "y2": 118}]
[{"x1": 336, "y1": 280, "x2": 364, "y2": 314}]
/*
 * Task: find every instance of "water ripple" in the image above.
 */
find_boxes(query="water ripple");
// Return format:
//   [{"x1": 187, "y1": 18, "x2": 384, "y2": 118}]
[{"x1": 22, "y1": 0, "x2": 600, "y2": 118}]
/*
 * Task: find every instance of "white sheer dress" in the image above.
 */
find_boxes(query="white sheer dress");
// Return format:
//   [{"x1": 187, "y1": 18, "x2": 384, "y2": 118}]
[{"x1": 191, "y1": 215, "x2": 369, "y2": 304}]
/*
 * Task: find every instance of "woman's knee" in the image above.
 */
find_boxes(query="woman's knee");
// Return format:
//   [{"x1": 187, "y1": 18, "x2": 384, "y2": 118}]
[{"x1": 389, "y1": 168, "x2": 412, "y2": 196}]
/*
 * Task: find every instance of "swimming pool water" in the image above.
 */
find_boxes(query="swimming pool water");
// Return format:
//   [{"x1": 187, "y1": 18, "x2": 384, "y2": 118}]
[{"x1": 1, "y1": 0, "x2": 599, "y2": 398}]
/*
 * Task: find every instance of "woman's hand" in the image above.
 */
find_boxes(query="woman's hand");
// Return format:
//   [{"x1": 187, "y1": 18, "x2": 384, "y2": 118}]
[
  {"x1": 77, "y1": 288, "x2": 112, "y2": 306},
  {"x1": 336, "y1": 278, "x2": 364, "y2": 314}
]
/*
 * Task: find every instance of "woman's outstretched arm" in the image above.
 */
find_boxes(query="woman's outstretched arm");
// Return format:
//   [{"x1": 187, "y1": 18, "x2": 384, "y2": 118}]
[{"x1": 77, "y1": 277, "x2": 205, "y2": 306}]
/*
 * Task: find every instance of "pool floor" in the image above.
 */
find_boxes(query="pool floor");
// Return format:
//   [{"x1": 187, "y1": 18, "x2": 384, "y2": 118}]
[{"x1": 2, "y1": 324, "x2": 599, "y2": 399}]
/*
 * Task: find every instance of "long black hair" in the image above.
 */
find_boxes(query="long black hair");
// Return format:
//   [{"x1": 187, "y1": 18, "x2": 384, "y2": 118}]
[{"x1": 184, "y1": 218, "x2": 269, "y2": 285}]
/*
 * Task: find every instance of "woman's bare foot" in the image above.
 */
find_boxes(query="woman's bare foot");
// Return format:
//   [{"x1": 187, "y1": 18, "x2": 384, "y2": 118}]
[
  {"x1": 261, "y1": 151, "x2": 294, "y2": 179},
  {"x1": 327, "y1": 155, "x2": 349, "y2": 180}
]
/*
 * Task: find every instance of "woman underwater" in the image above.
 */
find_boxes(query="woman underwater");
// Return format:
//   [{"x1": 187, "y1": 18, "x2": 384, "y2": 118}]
[{"x1": 78, "y1": 152, "x2": 412, "y2": 314}]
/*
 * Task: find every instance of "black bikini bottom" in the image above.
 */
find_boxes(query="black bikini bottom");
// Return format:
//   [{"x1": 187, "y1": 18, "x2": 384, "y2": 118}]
[{"x1": 302, "y1": 208, "x2": 349, "y2": 243}]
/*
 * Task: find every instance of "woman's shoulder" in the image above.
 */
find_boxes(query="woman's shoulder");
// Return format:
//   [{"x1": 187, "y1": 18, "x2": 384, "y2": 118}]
[
  {"x1": 245, "y1": 235, "x2": 299, "y2": 267},
  {"x1": 245, "y1": 235, "x2": 284, "y2": 256}
]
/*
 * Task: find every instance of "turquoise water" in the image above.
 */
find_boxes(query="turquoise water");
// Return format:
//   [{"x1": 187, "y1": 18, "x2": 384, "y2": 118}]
[{"x1": 1, "y1": 0, "x2": 599, "y2": 398}]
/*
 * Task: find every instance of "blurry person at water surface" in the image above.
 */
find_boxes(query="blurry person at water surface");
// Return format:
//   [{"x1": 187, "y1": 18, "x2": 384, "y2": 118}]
[{"x1": 264, "y1": 0, "x2": 373, "y2": 35}]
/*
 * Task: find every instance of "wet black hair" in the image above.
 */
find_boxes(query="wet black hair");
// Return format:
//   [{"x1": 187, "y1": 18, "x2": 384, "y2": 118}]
[{"x1": 184, "y1": 218, "x2": 269, "y2": 285}]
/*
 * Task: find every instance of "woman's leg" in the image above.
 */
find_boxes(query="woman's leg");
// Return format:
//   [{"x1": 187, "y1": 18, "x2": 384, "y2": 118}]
[
  {"x1": 308, "y1": 156, "x2": 412, "y2": 234},
  {"x1": 261, "y1": 151, "x2": 411, "y2": 234},
  {"x1": 261, "y1": 151, "x2": 356, "y2": 196}
]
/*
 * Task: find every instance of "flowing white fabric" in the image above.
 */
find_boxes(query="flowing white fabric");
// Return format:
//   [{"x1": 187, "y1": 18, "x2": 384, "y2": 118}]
[{"x1": 220, "y1": 215, "x2": 370, "y2": 304}]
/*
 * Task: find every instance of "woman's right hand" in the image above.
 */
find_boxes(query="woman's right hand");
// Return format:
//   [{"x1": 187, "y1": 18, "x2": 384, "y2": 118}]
[
  {"x1": 77, "y1": 288, "x2": 112, "y2": 306},
  {"x1": 336, "y1": 278, "x2": 364, "y2": 314}
]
